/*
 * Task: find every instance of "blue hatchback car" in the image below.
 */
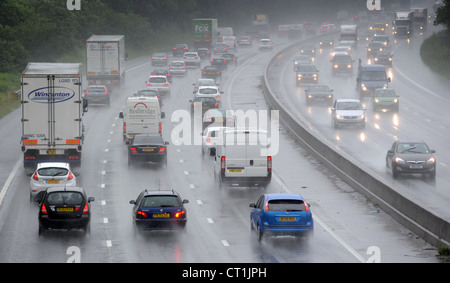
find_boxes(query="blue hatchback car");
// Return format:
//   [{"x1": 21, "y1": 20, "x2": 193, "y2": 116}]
[
  {"x1": 249, "y1": 193, "x2": 313, "y2": 241},
  {"x1": 129, "y1": 190, "x2": 189, "y2": 233}
]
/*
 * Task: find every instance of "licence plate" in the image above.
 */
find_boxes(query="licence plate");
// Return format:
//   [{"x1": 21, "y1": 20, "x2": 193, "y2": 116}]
[
  {"x1": 228, "y1": 169, "x2": 242, "y2": 173},
  {"x1": 47, "y1": 180, "x2": 60, "y2": 184},
  {"x1": 142, "y1": 148, "x2": 154, "y2": 152},
  {"x1": 207, "y1": 72, "x2": 215, "y2": 75},
  {"x1": 48, "y1": 149, "x2": 56, "y2": 155},
  {"x1": 153, "y1": 212, "x2": 170, "y2": 218},
  {"x1": 57, "y1": 207, "x2": 74, "y2": 212},
  {"x1": 410, "y1": 165, "x2": 423, "y2": 169},
  {"x1": 279, "y1": 217, "x2": 296, "y2": 221}
]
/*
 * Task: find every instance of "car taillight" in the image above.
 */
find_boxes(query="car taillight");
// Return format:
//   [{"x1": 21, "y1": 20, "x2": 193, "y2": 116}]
[
  {"x1": 137, "y1": 210, "x2": 148, "y2": 218},
  {"x1": 67, "y1": 172, "x2": 74, "y2": 181},
  {"x1": 130, "y1": 147, "x2": 138, "y2": 153},
  {"x1": 123, "y1": 122, "x2": 126, "y2": 133},
  {"x1": 159, "y1": 122, "x2": 162, "y2": 134},
  {"x1": 205, "y1": 137, "x2": 211, "y2": 144},
  {"x1": 147, "y1": 83, "x2": 152, "y2": 86},
  {"x1": 267, "y1": 156, "x2": 272, "y2": 172},
  {"x1": 183, "y1": 56, "x2": 186, "y2": 59},
  {"x1": 41, "y1": 203, "x2": 48, "y2": 215},
  {"x1": 82, "y1": 203, "x2": 89, "y2": 214},
  {"x1": 32, "y1": 172, "x2": 39, "y2": 181},
  {"x1": 175, "y1": 210, "x2": 185, "y2": 218},
  {"x1": 158, "y1": 147, "x2": 166, "y2": 153},
  {"x1": 214, "y1": 103, "x2": 218, "y2": 108},
  {"x1": 216, "y1": 72, "x2": 220, "y2": 75},
  {"x1": 264, "y1": 200, "x2": 269, "y2": 211},
  {"x1": 202, "y1": 72, "x2": 206, "y2": 75},
  {"x1": 221, "y1": 156, "x2": 225, "y2": 171},
  {"x1": 85, "y1": 90, "x2": 89, "y2": 95},
  {"x1": 163, "y1": 83, "x2": 169, "y2": 86},
  {"x1": 304, "y1": 202, "x2": 310, "y2": 212}
]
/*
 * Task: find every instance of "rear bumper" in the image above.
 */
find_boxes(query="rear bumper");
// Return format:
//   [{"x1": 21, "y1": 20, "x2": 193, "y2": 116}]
[
  {"x1": 135, "y1": 219, "x2": 187, "y2": 230},
  {"x1": 221, "y1": 173, "x2": 272, "y2": 187},
  {"x1": 39, "y1": 215, "x2": 90, "y2": 230}
]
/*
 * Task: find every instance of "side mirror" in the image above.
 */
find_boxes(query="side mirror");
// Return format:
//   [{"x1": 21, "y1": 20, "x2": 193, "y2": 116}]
[
  {"x1": 129, "y1": 200, "x2": 136, "y2": 205},
  {"x1": 182, "y1": 199, "x2": 189, "y2": 204},
  {"x1": 164, "y1": 141, "x2": 169, "y2": 145},
  {"x1": 249, "y1": 203, "x2": 256, "y2": 208},
  {"x1": 88, "y1": 197, "x2": 95, "y2": 203},
  {"x1": 161, "y1": 112, "x2": 166, "y2": 119},
  {"x1": 209, "y1": 147, "x2": 216, "y2": 156},
  {"x1": 119, "y1": 112, "x2": 124, "y2": 119},
  {"x1": 35, "y1": 197, "x2": 42, "y2": 203}
]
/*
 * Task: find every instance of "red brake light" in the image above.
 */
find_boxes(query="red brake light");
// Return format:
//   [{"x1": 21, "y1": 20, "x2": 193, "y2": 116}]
[
  {"x1": 175, "y1": 210, "x2": 185, "y2": 218},
  {"x1": 221, "y1": 156, "x2": 226, "y2": 171},
  {"x1": 264, "y1": 200, "x2": 269, "y2": 211},
  {"x1": 32, "y1": 172, "x2": 39, "y2": 181},
  {"x1": 159, "y1": 122, "x2": 162, "y2": 134},
  {"x1": 158, "y1": 147, "x2": 166, "y2": 153},
  {"x1": 137, "y1": 210, "x2": 148, "y2": 218},
  {"x1": 41, "y1": 203, "x2": 48, "y2": 215},
  {"x1": 130, "y1": 147, "x2": 137, "y2": 153},
  {"x1": 67, "y1": 172, "x2": 74, "y2": 181},
  {"x1": 82, "y1": 203, "x2": 89, "y2": 214},
  {"x1": 267, "y1": 156, "x2": 272, "y2": 172},
  {"x1": 214, "y1": 103, "x2": 218, "y2": 108},
  {"x1": 304, "y1": 202, "x2": 310, "y2": 212}
]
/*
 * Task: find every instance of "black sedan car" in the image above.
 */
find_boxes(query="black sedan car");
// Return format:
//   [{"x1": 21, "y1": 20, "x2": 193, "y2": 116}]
[
  {"x1": 386, "y1": 140, "x2": 436, "y2": 179},
  {"x1": 304, "y1": 84, "x2": 333, "y2": 105},
  {"x1": 129, "y1": 189, "x2": 188, "y2": 233},
  {"x1": 128, "y1": 134, "x2": 169, "y2": 167},
  {"x1": 36, "y1": 187, "x2": 95, "y2": 236},
  {"x1": 190, "y1": 94, "x2": 219, "y2": 115},
  {"x1": 201, "y1": 65, "x2": 222, "y2": 80}
]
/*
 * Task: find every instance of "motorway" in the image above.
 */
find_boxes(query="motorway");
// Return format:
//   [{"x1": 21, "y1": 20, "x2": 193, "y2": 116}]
[{"x1": 0, "y1": 27, "x2": 441, "y2": 262}]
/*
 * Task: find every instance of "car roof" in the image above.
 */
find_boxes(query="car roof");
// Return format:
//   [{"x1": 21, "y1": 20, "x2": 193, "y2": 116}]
[
  {"x1": 37, "y1": 162, "x2": 71, "y2": 169},
  {"x1": 141, "y1": 189, "x2": 180, "y2": 197},
  {"x1": 265, "y1": 193, "x2": 305, "y2": 201},
  {"x1": 336, "y1": 98, "x2": 361, "y2": 103},
  {"x1": 361, "y1": 64, "x2": 386, "y2": 71},
  {"x1": 45, "y1": 186, "x2": 86, "y2": 194}
]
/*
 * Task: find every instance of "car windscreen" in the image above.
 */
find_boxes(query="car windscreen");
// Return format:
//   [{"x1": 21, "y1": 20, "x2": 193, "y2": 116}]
[
  {"x1": 397, "y1": 143, "x2": 430, "y2": 154},
  {"x1": 133, "y1": 135, "x2": 163, "y2": 144},
  {"x1": 268, "y1": 199, "x2": 307, "y2": 212},
  {"x1": 141, "y1": 195, "x2": 181, "y2": 208},
  {"x1": 138, "y1": 90, "x2": 158, "y2": 96},
  {"x1": 198, "y1": 88, "x2": 218, "y2": 94},
  {"x1": 336, "y1": 102, "x2": 362, "y2": 110},
  {"x1": 333, "y1": 56, "x2": 352, "y2": 63},
  {"x1": 37, "y1": 167, "x2": 69, "y2": 177},
  {"x1": 308, "y1": 86, "x2": 329, "y2": 92},
  {"x1": 361, "y1": 70, "x2": 386, "y2": 81},
  {"x1": 148, "y1": 77, "x2": 167, "y2": 83},
  {"x1": 299, "y1": 66, "x2": 316, "y2": 72},
  {"x1": 375, "y1": 89, "x2": 395, "y2": 97},
  {"x1": 46, "y1": 192, "x2": 83, "y2": 205}
]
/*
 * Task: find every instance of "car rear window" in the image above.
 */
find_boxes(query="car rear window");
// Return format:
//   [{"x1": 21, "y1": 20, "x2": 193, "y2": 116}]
[
  {"x1": 46, "y1": 192, "x2": 83, "y2": 205},
  {"x1": 199, "y1": 88, "x2": 218, "y2": 94},
  {"x1": 38, "y1": 167, "x2": 68, "y2": 177},
  {"x1": 268, "y1": 199, "x2": 306, "y2": 211},
  {"x1": 88, "y1": 87, "x2": 105, "y2": 93},
  {"x1": 148, "y1": 77, "x2": 167, "y2": 83},
  {"x1": 141, "y1": 196, "x2": 181, "y2": 208}
]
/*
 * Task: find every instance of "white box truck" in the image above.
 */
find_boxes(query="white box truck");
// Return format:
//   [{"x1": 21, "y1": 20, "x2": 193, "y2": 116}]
[
  {"x1": 86, "y1": 35, "x2": 125, "y2": 87},
  {"x1": 119, "y1": 96, "x2": 165, "y2": 144},
  {"x1": 210, "y1": 128, "x2": 272, "y2": 188},
  {"x1": 21, "y1": 63, "x2": 87, "y2": 170}
]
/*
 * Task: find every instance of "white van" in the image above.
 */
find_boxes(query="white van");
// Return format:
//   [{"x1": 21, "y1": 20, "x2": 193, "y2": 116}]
[
  {"x1": 119, "y1": 96, "x2": 165, "y2": 143},
  {"x1": 210, "y1": 128, "x2": 272, "y2": 188}
]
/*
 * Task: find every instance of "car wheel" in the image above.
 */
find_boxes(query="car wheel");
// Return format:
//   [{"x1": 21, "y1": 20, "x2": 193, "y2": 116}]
[
  {"x1": 429, "y1": 170, "x2": 436, "y2": 179},
  {"x1": 256, "y1": 223, "x2": 264, "y2": 241},
  {"x1": 38, "y1": 224, "x2": 45, "y2": 236},
  {"x1": 392, "y1": 166, "x2": 399, "y2": 178},
  {"x1": 84, "y1": 222, "x2": 91, "y2": 236}
]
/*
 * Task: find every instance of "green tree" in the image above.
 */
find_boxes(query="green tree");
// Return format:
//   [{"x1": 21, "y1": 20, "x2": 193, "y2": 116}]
[{"x1": 435, "y1": 0, "x2": 450, "y2": 30}]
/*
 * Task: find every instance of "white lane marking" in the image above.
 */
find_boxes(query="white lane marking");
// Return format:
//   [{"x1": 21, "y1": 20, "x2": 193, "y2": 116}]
[
  {"x1": 0, "y1": 159, "x2": 21, "y2": 208},
  {"x1": 103, "y1": 218, "x2": 109, "y2": 224},
  {"x1": 272, "y1": 171, "x2": 366, "y2": 263},
  {"x1": 106, "y1": 240, "x2": 112, "y2": 247},
  {"x1": 207, "y1": 218, "x2": 214, "y2": 224},
  {"x1": 197, "y1": 200, "x2": 203, "y2": 205},
  {"x1": 221, "y1": 240, "x2": 230, "y2": 247}
]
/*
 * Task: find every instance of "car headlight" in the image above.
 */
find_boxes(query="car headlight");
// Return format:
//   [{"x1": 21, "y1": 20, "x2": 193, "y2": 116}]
[
  {"x1": 374, "y1": 58, "x2": 378, "y2": 61},
  {"x1": 393, "y1": 98, "x2": 398, "y2": 103},
  {"x1": 336, "y1": 114, "x2": 343, "y2": 119},
  {"x1": 334, "y1": 64, "x2": 339, "y2": 69},
  {"x1": 358, "y1": 114, "x2": 365, "y2": 119},
  {"x1": 374, "y1": 98, "x2": 380, "y2": 103},
  {"x1": 361, "y1": 84, "x2": 367, "y2": 91},
  {"x1": 347, "y1": 64, "x2": 352, "y2": 69},
  {"x1": 427, "y1": 157, "x2": 436, "y2": 164},
  {"x1": 394, "y1": 157, "x2": 405, "y2": 164}
]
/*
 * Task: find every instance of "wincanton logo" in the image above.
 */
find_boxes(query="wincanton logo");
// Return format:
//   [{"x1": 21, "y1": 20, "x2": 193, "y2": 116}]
[{"x1": 28, "y1": 86, "x2": 75, "y2": 103}]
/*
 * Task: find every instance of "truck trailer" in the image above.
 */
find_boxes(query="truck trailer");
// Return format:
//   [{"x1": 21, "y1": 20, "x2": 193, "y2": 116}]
[
  {"x1": 193, "y1": 19, "x2": 218, "y2": 49},
  {"x1": 86, "y1": 35, "x2": 125, "y2": 87},
  {"x1": 21, "y1": 63, "x2": 87, "y2": 170}
]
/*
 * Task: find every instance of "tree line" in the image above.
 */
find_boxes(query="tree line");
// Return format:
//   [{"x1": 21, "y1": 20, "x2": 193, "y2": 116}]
[{"x1": 0, "y1": 0, "x2": 385, "y2": 74}]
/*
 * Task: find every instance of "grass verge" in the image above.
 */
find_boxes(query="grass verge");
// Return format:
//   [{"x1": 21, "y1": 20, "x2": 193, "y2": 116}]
[{"x1": 420, "y1": 30, "x2": 450, "y2": 80}]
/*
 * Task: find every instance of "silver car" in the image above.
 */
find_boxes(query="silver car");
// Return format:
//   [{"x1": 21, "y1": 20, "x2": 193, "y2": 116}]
[
  {"x1": 182, "y1": 52, "x2": 201, "y2": 68},
  {"x1": 145, "y1": 75, "x2": 170, "y2": 96},
  {"x1": 169, "y1": 60, "x2": 187, "y2": 76},
  {"x1": 29, "y1": 162, "x2": 77, "y2": 201}
]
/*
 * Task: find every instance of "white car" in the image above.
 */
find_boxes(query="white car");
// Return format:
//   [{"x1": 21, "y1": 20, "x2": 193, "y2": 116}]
[
  {"x1": 331, "y1": 98, "x2": 366, "y2": 129},
  {"x1": 29, "y1": 162, "x2": 77, "y2": 201},
  {"x1": 258, "y1": 38, "x2": 273, "y2": 50},
  {"x1": 193, "y1": 78, "x2": 219, "y2": 92},
  {"x1": 194, "y1": 86, "x2": 223, "y2": 100},
  {"x1": 145, "y1": 75, "x2": 170, "y2": 96},
  {"x1": 182, "y1": 52, "x2": 201, "y2": 67}
]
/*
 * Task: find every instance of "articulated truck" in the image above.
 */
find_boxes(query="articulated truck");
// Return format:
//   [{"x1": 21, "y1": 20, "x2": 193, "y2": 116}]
[
  {"x1": 86, "y1": 35, "x2": 126, "y2": 87},
  {"x1": 21, "y1": 63, "x2": 87, "y2": 170},
  {"x1": 193, "y1": 19, "x2": 218, "y2": 48}
]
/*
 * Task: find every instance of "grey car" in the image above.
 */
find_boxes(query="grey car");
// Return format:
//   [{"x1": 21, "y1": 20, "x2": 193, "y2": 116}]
[
  {"x1": 169, "y1": 61, "x2": 187, "y2": 76},
  {"x1": 386, "y1": 140, "x2": 436, "y2": 179},
  {"x1": 296, "y1": 64, "x2": 319, "y2": 84},
  {"x1": 151, "y1": 52, "x2": 168, "y2": 66},
  {"x1": 182, "y1": 52, "x2": 201, "y2": 68},
  {"x1": 304, "y1": 84, "x2": 333, "y2": 105}
]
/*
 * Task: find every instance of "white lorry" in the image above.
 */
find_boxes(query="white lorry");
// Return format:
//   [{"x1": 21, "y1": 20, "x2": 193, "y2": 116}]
[
  {"x1": 339, "y1": 24, "x2": 358, "y2": 46},
  {"x1": 210, "y1": 128, "x2": 272, "y2": 188},
  {"x1": 86, "y1": 35, "x2": 126, "y2": 87},
  {"x1": 119, "y1": 96, "x2": 165, "y2": 144},
  {"x1": 21, "y1": 63, "x2": 87, "y2": 170}
]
